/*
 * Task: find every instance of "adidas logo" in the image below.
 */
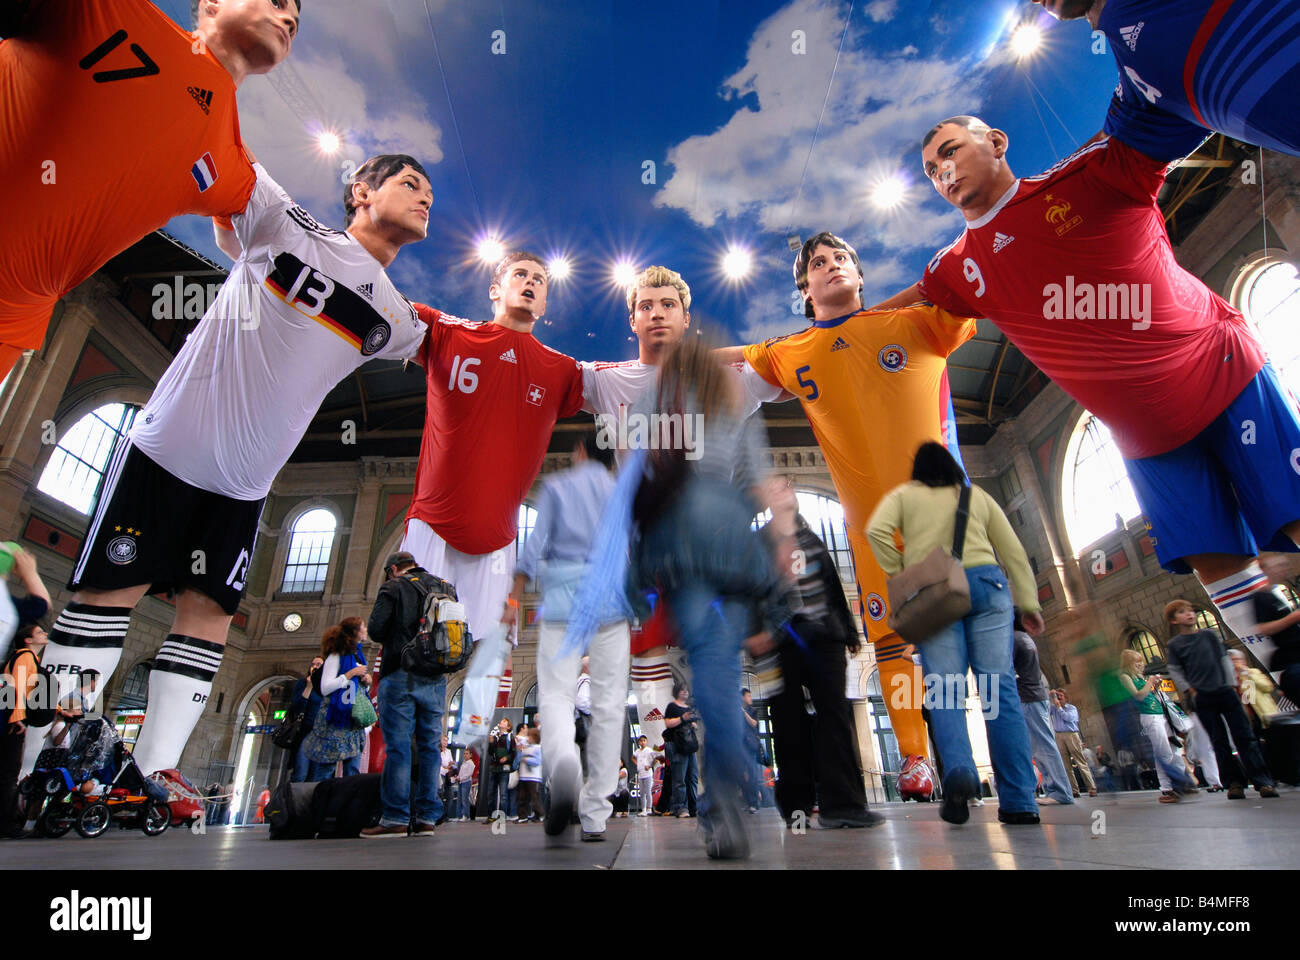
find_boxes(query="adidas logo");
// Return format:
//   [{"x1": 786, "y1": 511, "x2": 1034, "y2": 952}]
[
  {"x1": 1119, "y1": 22, "x2": 1143, "y2": 51},
  {"x1": 499, "y1": 348, "x2": 517, "y2": 364},
  {"x1": 187, "y1": 85, "x2": 213, "y2": 114},
  {"x1": 830, "y1": 336, "x2": 850, "y2": 352},
  {"x1": 355, "y1": 282, "x2": 374, "y2": 300},
  {"x1": 993, "y1": 232, "x2": 1015, "y2": 253},
  {"x1": 643, "y1": 707, "x2": 664, "y2": 722}
]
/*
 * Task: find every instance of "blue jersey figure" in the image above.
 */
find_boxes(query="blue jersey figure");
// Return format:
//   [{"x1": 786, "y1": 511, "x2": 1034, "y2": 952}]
[{"x1": 1036, "y1": 0, "x2": 1300, "y2": 160}]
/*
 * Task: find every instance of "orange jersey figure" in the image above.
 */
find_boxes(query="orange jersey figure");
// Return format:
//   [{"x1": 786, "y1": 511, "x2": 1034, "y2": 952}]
[
  {"x1": 0, "y1": 0, "x2": 257, "y2": 373},
  {"x1": 743, "y1": 302, "x2": 975, "y2": 762}
]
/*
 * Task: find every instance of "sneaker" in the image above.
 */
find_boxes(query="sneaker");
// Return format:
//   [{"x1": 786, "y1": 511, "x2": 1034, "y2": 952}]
[
  {"x1": 1227, "y1": 783, "x2": 1246, "y2": 800},
  {"x1": 411, "y1": 822, "x2": 436, "y2": 837},
  {"x1": 544, "y1": 756, "x2": 579, "y2": 837},
  {"x1": 677, "y1": 810, "x2": 691, "y2": 818},
  {"x1": 581, "y1": 830, "x2": 606, "y2": 842},
  {"x1": 360, "y1": 824, "x2": 408, "y2": 839},
  {"x1": 1088, "y1": 790, "x2": 1097, "y2": 797},
  {"x1": 514, "y1": 817, "x2": 527, "y2": 823},
  {"x1": 1158, "y1": 791, "x2": 1179, "y2": 804},
  {"x1": 996, "y1": 810, "x2": 1041, "y2": 825},
  {"x1": 940, "y1": 768, "x2": 981, "y2": 826},
  {"x1": 1072, "y1": 791, "x2": 1080, "y2": 798},
  {"x1": 1258, "y1": 785, "x2": 1279, "y2": 798},
  {"x1": 898, "y1": 754, "x2": 936, "y2": 801}
]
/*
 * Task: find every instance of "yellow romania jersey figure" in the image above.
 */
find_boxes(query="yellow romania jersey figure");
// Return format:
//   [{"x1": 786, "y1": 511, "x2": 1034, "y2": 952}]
[{"x1": 739, "y1": 232, "x2": 976, "y2": 798}]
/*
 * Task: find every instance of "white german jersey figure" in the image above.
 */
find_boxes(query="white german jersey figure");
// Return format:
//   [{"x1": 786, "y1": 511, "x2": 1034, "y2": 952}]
[{"x1": 130, "y1": 163, "x2": 427, "y2": 500}]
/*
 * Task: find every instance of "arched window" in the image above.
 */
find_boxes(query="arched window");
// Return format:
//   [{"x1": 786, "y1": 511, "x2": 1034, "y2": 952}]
[
  {"x1": 1236, "y1": 259, "x2": 1300, "y2": 395},
  {"x1": 1127, "y1": 628, "x2": 1164, "y2": 665},
  {"x1": 115, "y1": 661, "x2": 151, "y2": 711},
  {"x1": 754, "y1": 490, "x2": 855, "y2": 586},
  {"x1": 1063, "y1": 413, "x2": 1143, "y2": 553},
  {"x1": 37, "y1": 402, "x2": 138, "y2": 515},
  {"x1": 281, "y1": 508, "x2": 337, "y2": 593},
  {"x1": 516, "y1": 503, "x2": 537, "y2": 557}
]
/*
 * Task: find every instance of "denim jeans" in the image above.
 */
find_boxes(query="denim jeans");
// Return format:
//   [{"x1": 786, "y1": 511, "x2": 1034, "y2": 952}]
[
  {"x1": 307, "y1": 755, "x2": 361, "y2": 781},
  {"x1": 490, "y1": 769, "x2": 512, "y2": 816},
  {"x1": 291, "y1": 745, "x2": 312, "y2": 783},
  {"x1": 457, "y1": 779, "x2": 472, "y2": 818},
  {"x1": 1021, "y1": 700, "x2": 1074, "y2": 803},
  {"x1": 666, "y1": 740, "x2": 699, "y2": 815},
  {"x1": 377, "y1": 670, "x2": 446, "y2": 827},
  {"x1": 918, "y1": 565, "x2": 1037, "y2": 814}
]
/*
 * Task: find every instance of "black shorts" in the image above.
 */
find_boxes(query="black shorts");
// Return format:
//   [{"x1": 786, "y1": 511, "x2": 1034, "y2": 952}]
[{"x1": 69, "y1": 441, "x2": 263, "y2": 615}]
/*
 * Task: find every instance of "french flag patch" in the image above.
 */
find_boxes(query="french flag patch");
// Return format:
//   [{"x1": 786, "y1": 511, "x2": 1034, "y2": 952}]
[{"x1": 190, "y1": 152, "x2": 218, "y2": 192}]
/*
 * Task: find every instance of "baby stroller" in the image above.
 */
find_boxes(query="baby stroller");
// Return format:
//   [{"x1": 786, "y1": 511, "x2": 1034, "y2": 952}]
[{"x1": 19, "y1": 716, "x2": 169, "y2": 838}]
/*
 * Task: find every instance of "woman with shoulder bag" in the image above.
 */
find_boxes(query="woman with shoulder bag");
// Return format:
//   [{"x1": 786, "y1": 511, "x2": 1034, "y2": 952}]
[
  {"x1": 300, "y1": 618, "x2": 371, "y2": 781},
  {"x1": 0, "y1": 623, "x2": 50, "y2": 838},
  {"x1": 1119, "y1": 649, "x2": 1197, "y2": 803},
  {"x1": 867, "y1": 442, "x2": 1041, "y2": 826}
]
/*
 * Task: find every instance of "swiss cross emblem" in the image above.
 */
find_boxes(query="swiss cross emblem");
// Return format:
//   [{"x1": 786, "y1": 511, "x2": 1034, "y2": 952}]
[{"x1": 526, "y1": 384, "x2": 546, "y2": 406}]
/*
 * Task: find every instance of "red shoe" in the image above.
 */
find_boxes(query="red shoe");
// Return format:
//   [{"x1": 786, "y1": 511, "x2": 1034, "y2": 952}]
[{"x1": 898, "y1": 755, "x2": 935, "y2": 801}]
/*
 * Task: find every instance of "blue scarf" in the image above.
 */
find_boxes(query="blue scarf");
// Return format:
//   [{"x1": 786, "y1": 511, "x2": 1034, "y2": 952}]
[
  {"x1": 325, "y1": 642, "x2": 367, "y2": 728},
  {"x1": 560, "y1": 448, "x2": 645, "y2": 659}
]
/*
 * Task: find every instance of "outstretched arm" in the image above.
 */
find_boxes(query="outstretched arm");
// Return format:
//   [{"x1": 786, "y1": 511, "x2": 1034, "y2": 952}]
[
  {"x1": 865, "y1": 283, "x2": 924, "y2": 312},
  {"x1": 214, "y1": 221, "x2": 242, "y2": 261}
]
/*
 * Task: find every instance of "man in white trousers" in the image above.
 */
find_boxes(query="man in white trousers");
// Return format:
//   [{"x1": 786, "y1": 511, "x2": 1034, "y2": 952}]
[{"x1": 503, "y1": 432, "x2": 628, "y2": 843}]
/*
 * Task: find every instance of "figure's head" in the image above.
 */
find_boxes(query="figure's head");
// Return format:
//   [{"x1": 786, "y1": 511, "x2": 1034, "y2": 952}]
[
  {"x1": 741, "y1": 688, "x2": 753, "y2": 706},
  {"x1": 1119, "y1": 648, "x2": 1145, "y2": 673},
  {"x1": 573, "y1": 428, "x2": 614, "y2": 470},
  {"x1": 498, "y1": 717, "x2": 512, "y2": 733},
  {"x1": 627, "y1": 266, "x2": 691, "y2": 351},
  {"x1": 672, "y1": 682, "x2": 689, "y2": 701},
  {"x1": 490, "y1": 253, "x2": 549, "y2": 321},
  {"x1": 1259, "y1": 553, "x2": 1292, "y2": 587},
  {"x1": 15, "y1": 623, "x2": 48, "y2": 651},
  {"x1": 921, "y1": 115, "x2": 1011, "y2": 215},
  {"x1": 1163, "y1": 599, "x2": 1197, "y2": 635},
  {"x1": 637, "y1": 735, "x2": 647, "y2": 747},
  {"x1": 193, "y1": 0, "x2": 300, "y2": 74},
  {"x1": 79, "y1": 669, "x2": 100, "y2": 693},
  {"x1": 1030, "y1": 0, "x2": 1096, "y2": 20},
  {"x1": 793, "y1": 232, "x2": 862, "y2": 320},
  {"x1": 343, "y1": 156, "x2": 432, "y2": 243}
]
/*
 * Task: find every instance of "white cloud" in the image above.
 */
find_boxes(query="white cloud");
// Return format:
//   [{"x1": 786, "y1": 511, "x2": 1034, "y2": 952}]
[
  {"x1": 652, "y1": 0, "x2": 985, "y2": 252},
  {"x1": 232, "y1": 8, "x2": 446, "y2": 228},
  {"x1": 864, "y1": 0, "x2": 898, "y2": 22}
]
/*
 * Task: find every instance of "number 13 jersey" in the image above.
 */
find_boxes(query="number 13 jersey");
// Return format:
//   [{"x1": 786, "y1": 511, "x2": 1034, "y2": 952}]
[{"x1": 130, "y1": 164, "x2": 426, "y2": 501}]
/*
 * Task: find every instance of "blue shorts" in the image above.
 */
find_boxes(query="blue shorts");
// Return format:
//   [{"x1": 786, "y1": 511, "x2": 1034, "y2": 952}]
[{"x1": 1125, "y1": 364, "x2": 1300, "y2": 575}]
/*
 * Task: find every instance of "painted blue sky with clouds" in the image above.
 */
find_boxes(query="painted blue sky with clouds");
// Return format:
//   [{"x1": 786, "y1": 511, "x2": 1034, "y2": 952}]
[{"x1": 155, "y1": 0, "x2": 1119, "y2": 361}]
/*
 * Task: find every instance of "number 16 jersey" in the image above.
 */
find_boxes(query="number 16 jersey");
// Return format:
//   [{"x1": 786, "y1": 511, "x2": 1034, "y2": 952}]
[{"x1": 406, "y1": 309, "x2": 585, "y2": 557}]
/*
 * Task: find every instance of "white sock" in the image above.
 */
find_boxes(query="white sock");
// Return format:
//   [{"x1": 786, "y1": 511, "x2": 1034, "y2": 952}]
[
  {"x1": 1200, "y1": 563, "x2": 1270, "y2": 659},
  {"x1": 129, "y1": 635, "x2": 224, "y2": 775},
  {"x1": 42, "y1": 603, "x2": 133, "y2": 709},
  {"x1": 631, "y1": 654, "x2": 674, "y2": 749}
]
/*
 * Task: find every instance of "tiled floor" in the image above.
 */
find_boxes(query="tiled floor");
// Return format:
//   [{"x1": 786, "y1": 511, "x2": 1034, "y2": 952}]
[{"x1": 5, "y1": 788, "x2": 1296, "y2": 869}]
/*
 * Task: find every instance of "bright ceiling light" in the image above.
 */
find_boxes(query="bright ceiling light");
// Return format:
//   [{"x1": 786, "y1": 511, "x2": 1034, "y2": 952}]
[
  {"x1": 477, "y1": 236, "x2": 505, "y2": 264},
  {"x1": 317, "y1": 131, "x2": 341, "y2": 154},
  {"x1": 1011, "y1": 23, "x2": 1042, "y2": 59},
  {"x1": 549, "y1": 256, "x2": 571, "y2": 281},
  {"x1": 871, "y1": 175, "x2": 907, "y2": 210},
  {"x1": 612, "y1": 260, "x2": 637, "y2": 287},
  {"x1": 722, "y1": 246, "x2": 753, "y2": 280}
]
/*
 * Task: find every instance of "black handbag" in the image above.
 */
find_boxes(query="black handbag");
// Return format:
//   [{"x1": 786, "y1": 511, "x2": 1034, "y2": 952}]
[
  {"x1": 271, "y1": 709, "x2": 308, "y2": 751},
  {"x1": 675, "y1": 718, "x2": 699, "y2": 754}
]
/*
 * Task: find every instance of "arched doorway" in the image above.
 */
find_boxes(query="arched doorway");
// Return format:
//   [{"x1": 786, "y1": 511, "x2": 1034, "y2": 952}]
[{"x1": 227, "y1": 675, "x2": 297, "y2": 825}]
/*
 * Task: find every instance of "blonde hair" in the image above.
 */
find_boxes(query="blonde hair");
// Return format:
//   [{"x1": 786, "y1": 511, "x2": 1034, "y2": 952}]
[
  {"x1": 1120, "y1": 648, "x2": 1144, "y2": 672},
  {"x1": 626, "y1": 265, "x2": 691, "y2": 314}
]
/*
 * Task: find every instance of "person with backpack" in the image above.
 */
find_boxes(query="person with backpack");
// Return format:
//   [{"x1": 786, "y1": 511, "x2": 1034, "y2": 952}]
[
  {"x1": 362, "y1": 551, "x2": 463, "y2": 838},
  {"x1": 1, "y1": 622, "x2": 51, "y2": 837}
]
